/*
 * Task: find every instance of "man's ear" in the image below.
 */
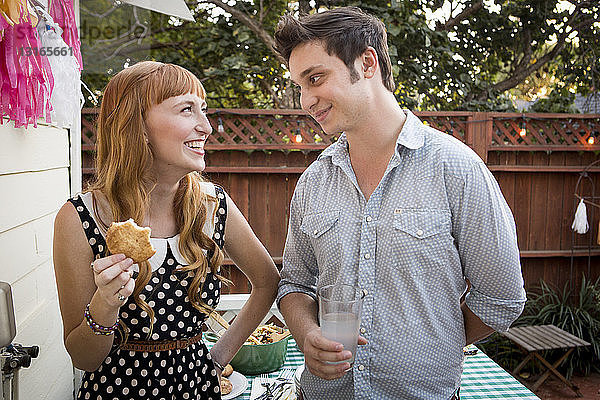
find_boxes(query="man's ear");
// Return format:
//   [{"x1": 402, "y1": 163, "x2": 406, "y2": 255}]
[{"x1": 361, "y1": 47, "x2": 378, "y2": 79}]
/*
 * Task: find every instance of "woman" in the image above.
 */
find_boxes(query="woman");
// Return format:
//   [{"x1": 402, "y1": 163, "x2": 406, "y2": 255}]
[{"x1": 53, "y1": 61, "x2": 280, "y2": 399}]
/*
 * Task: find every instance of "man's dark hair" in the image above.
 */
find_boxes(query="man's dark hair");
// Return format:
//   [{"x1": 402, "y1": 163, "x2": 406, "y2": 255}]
[{"x1": 274, "y1": 6, "x2": 395, "y2": 92}]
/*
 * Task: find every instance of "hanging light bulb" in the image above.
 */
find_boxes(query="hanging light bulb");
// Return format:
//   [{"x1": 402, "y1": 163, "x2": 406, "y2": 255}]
[
  {"x1": 588, "y1": 133, "x2": 595, "y2": 145},
  {"x1": 217, "y1": 117, "x2": 225, "y2": 134},
  {"x1": 294, "y1": 127, "x2": 303, "y2": 143},
  {"x1": 519, "y1": 121, "x2": 527, "y2": 137},
  {"x1": 293, "y1": 120, "x2": 303, "y2": 143}
]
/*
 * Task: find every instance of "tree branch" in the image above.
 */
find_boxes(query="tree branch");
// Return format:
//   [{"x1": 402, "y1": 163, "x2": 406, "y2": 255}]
[
  {"x1": 201, "y1": 0, "x2": 286, "y2": 64},
  {"x1": 475, "y1": 15, "x2": 594, "y2": 100},
  {"x1": 511, "y1": 29, "x2": 533, "y2": 75},
  {"x1": 469, "y1": 0, "x2": 595, "y2": 102},
  {"x1": 436, "y1": 1, "x2": 483, "y2": 31}
]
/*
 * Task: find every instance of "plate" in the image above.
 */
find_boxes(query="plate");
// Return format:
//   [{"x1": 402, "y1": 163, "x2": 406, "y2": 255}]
[{"x1": 222, "y1": 371, "x2": 248, "y2": 399}]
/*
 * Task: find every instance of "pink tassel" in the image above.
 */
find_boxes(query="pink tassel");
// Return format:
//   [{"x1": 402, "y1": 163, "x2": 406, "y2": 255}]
[
  {"x1": 48, "y1": 0, "x2": 82, "y2": 70},
  {"x1": 0, "y1": 11, "x2": 54, "y2": 128}
]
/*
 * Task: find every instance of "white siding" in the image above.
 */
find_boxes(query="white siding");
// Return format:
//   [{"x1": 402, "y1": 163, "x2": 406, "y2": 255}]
[{"x1": 0, "y1": 120, "x2": 74, "y2": 400}]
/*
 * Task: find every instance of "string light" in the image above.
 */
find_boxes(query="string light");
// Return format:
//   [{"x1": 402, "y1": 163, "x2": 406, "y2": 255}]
[
  {"x1": 217, "y1": 117, "x2": 225, "y2": 134},
  {"x1": 293, "y1": 120, "x2": 303, "y2": 143},
  {"x1": 519, "y1": 120, "x2": 527, "y2": 137},
  {"x1": 202, "y1": 110, "x2": 597, "y2": 147},
  {"x1": 588, "y1": 132, "x2": 595, "y2": 145}
]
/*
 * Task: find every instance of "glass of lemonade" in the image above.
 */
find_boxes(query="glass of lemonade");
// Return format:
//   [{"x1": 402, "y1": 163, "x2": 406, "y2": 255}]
[{"x1": 318, "y1": 284, "x2": 364, "y2": 364}]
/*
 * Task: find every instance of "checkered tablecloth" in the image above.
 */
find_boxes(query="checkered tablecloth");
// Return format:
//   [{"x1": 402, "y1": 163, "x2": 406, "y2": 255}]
[{"x1": 211, "y1": 340, "x2": 539, "y2": 399}]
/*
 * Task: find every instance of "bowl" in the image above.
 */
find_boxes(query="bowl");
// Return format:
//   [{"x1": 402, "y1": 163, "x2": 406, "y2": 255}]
[{"x1": 204, "y1": 332, "x2": 290, "y2": 375}]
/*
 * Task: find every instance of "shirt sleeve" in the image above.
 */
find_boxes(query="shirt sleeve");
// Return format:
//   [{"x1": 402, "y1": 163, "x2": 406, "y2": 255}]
[
  {"x1": 450, "y1": 160, "x2": 527, "y2": 332},
  {"x1": 276, "y1": 174, "x2": 319, "y2": 308}
]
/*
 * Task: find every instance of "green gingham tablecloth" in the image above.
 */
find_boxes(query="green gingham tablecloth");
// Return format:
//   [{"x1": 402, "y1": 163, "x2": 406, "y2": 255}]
[{"x1": 210, "y1": 340, "x2": 539, "y2": 399}]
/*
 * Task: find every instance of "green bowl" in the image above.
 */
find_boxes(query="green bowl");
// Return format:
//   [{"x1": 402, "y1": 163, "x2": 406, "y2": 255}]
[{"x1": 204, "y1": 332, "x2": 289, "y2": 375}]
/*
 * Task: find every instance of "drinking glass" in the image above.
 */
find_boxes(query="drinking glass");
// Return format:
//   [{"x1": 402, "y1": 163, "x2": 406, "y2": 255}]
[{"x1": 318, "y1": 284, "x2": 364, "y2": 364}]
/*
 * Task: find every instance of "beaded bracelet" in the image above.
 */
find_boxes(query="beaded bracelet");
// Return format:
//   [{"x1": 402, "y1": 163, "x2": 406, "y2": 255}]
[{"x1": 84, "y1": 303, "x2": 119, "y2": 335}]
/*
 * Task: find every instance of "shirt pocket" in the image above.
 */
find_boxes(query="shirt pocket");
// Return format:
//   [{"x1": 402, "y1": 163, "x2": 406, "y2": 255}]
[
  {"x1": 393, "y1": 209, "x2": 451, "y2": 238},
  {"x1": 391, "y1": 209, "x2": 453, "y2": 276},
  {"x1": 300, "y1": 210, "x2": 340, "y2": 264}
]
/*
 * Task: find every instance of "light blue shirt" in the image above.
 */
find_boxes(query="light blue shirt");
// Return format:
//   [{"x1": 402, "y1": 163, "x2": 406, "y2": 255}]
[{"x1": 277, "y1": 111, "x2": 527, "y2": 400}]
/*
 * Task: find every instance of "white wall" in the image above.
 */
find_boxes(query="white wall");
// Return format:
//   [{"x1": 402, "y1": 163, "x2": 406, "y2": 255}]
[{"x1": 0, "y1": 120, "x2": 74, "y2": 399}]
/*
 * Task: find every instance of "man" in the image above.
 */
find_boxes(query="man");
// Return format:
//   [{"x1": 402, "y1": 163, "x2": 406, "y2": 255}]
[{"x1": 274, "y1": 6, "x2": 526, "y2": 400}]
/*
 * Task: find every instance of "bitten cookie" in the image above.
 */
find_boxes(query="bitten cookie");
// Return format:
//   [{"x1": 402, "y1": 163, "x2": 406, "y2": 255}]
[
  {"x1": 220, "y1": 377, "x2": 233, "y2": 395},
  {"x1": 105, "y1": 219, "x2": 156, "y2": 263}
]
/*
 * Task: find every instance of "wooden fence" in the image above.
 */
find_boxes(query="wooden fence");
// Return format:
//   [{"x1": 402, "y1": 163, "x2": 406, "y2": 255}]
[{"x1": 81, "y1": 109, "x2": 600, "y2": 294}]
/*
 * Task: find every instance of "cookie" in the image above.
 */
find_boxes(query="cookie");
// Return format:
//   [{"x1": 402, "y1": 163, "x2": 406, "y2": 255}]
[
  {"x1": 222, "y1": 364, "x2": 233, "y2": 377},
  {"x1": 105, "y1": 219, "x2": 156, "y2": 263},
  {"x1": 220, "y1": 377, "x2": 233, "y2": 395}
]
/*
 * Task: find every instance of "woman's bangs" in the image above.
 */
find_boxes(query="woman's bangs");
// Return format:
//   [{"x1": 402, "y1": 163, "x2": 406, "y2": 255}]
[{"x1": 145, "y1": 65, "x2": 205, "y2": 107}]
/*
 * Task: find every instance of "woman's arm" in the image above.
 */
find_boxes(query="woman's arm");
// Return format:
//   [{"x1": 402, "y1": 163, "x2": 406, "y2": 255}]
[
  {"x1": 53, "y1": 202, "x2": 134, "y2": 371},
  {"x1": 208, "y1": 193, "x2": 280, "y2": 370}
]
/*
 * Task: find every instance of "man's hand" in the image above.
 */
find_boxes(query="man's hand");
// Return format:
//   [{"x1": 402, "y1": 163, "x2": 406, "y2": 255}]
[{"x1": 303, "y1": 327, "x2": 367, "y2": 380}]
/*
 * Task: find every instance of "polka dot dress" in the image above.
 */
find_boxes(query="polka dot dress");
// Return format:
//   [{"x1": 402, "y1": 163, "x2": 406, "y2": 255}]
[{"x1": 68, "y1": 185, "x2": 228, "y2": 400}]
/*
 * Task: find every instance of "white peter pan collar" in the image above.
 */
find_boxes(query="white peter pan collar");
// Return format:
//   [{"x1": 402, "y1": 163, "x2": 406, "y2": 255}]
[
  {"x1": 80, "y1": 183, "x2": 218, "y2": 272},
  {"x1": 141, "y1": 234, "x2": 191, "y2": 273}
]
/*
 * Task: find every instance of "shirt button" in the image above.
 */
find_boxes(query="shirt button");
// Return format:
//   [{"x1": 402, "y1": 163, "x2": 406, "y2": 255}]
[
  {"x1": 360, "y1": 327, "x2": 366, "y2": 334},
  {"x1": 365, "y1": 216, "x2": 372, "y2": 222},
  {"x1": 364, "y1": 253, "x2": 370, "y2": 259},
  {"x1": 313, "y1": 229, "x2": 319, "y2": 235},
  {"x1": 416, "y1": 229, "x2": 424, "y2": 237},
  {"x1": 357, "y1": 364, "x2": 365, "y2": 371},
  {"x1": 362, "y1": 289, "x2": 368, "y2": 297}
]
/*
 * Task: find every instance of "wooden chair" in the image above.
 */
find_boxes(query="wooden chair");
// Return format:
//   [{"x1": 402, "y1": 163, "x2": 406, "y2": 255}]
[{"x1": 500, "y1": 324, "x2": 590, "y2": 397}]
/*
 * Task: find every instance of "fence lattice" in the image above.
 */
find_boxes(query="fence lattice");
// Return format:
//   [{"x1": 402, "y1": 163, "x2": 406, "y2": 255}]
[{"x1": 81, "y1": 109, "x2": 600, "y2": 154}]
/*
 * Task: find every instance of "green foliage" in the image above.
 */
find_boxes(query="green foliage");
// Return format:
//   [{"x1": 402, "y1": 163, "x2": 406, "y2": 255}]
[
  {"x1": 80, "y1": 1, "x2": 600, "y2": 110},
  {"x1": 528, "y1": 87, "x2": 579, "y2": 113},
  {"x1": 480, "y1": 276, "x2": 600, "y2": 379}
]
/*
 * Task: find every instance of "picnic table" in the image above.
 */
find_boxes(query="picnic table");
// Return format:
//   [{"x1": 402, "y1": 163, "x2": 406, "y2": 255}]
[{"x1": 210, "y1": 339, "x2": 539, "y2": 399}]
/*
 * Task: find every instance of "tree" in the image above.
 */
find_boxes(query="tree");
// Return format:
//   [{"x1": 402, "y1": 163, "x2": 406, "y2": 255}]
[{"x1": 80, "y1": 0, "x2": 600, "y2": 111}]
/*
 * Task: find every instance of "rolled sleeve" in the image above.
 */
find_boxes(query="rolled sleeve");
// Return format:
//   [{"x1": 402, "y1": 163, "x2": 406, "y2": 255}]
[
  {"x1": 451, "y1": 160, "x2": 527, "y2": 331},
  {"x1": 277, "y1": 175, "x2": 319, "y2": 308},
  {"x1": 465, "y1": 288, "x2": 525, "y2": 332}
]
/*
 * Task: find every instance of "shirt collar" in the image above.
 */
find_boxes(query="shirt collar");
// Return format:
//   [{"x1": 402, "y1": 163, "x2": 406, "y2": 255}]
[
  {"x1": 317, "y1": 110, "x2": 425, "y2": 162},
  {"x1": 396, "y1": 110, "x2": 425, "y2": 151},
  {"x1": 318, "y1": 133, "x2": 347, "y2": 163}
]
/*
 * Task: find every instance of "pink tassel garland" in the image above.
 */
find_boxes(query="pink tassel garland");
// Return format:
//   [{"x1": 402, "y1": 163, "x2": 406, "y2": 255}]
[
  {"x1": 48, "y1": 0, "x2": 82, "y2": 70},
  {"x1": 0, "y1": 4, "x2": 54, "y2": 128}
]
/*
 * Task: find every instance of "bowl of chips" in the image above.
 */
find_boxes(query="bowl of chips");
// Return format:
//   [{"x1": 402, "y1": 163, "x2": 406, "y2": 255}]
[{"x1": 205, "y1": 324, "x2": 291, "y2": 375}]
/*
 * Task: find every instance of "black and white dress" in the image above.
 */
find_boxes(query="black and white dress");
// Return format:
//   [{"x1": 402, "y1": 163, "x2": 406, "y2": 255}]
[{"x1": 70, "y1": 182, "x2": 227, "y2": 400}]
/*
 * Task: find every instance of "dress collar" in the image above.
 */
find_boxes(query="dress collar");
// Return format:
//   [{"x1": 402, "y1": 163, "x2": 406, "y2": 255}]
[{"x1": 80, "y1": 192, "x2": 214, "y2": 272}]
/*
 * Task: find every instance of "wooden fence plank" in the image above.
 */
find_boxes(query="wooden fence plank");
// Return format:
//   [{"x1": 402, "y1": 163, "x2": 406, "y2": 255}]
[
  {"x1": 267, "y1": 152, "x2": 289, "y2": 258},
  {"x1": 514, "y1": 152, "x2": 533, "y2": 249},
  {"x1": 248, "y1": 151, "x2": 268, "y2": 249},
  {"x1": 529, "y1": 154, "x2": 549, "y2": 250},
  {"x1": 545, "y1": 153, "x2": 565, "y2": 251}
]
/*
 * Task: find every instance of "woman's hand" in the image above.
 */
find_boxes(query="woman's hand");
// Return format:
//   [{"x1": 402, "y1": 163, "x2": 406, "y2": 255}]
[{"x1": 91, "y1": 254, "x2": 135, "y2": 308}]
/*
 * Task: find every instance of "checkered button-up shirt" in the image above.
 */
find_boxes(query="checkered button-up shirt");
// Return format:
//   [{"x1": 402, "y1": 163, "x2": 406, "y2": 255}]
[{"x1": 277, "y1": 111, "x2": 527, "y2": 400}]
